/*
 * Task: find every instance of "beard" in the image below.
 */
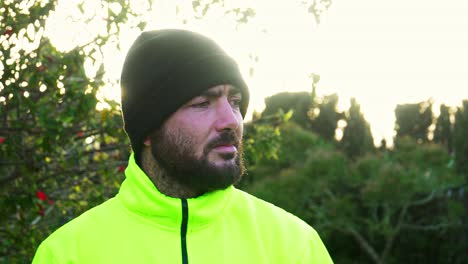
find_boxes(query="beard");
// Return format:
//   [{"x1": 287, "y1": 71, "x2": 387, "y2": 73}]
[{"x1": 149, "y1": 127, "x2": 245, "y2": 195}]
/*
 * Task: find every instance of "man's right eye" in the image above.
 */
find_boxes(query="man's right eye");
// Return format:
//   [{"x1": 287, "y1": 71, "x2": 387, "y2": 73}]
[{"x1": 191, "y1": 101, "x2": 210, "y2": 108}]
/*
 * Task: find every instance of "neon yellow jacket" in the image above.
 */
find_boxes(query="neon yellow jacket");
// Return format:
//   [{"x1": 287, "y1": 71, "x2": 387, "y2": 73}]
[{"x1": 33, "y1": 154, "x2": 333, "y2": 263}]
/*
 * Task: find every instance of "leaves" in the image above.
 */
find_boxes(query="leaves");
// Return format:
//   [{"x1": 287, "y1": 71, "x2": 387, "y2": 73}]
[
  {"x1": 191, "y1": 0, "x2": 255, "y2": 24},
  {"x1": 0, "y1": 0, "x2": 141, "y2": 262},
  {"x1": 244, "y1": 117, "x2": 465, "y2": 264}
]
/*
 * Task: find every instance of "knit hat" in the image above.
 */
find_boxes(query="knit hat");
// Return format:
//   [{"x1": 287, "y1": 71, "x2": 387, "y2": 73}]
[{"x1": 120, "y1": 29, "x2": 250, "y2": 163}]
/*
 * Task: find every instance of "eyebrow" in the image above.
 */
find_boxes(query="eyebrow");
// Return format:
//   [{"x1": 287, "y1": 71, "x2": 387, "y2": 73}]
[{"x1": 201, "y1": 87, "x2": 242, "y2": 98}]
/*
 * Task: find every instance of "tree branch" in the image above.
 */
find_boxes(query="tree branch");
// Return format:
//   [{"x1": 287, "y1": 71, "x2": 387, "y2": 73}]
[
  {"x1": 407, "y1": 191, "x2": 436, "y2": 208},
  {"x1": 346, "y1": 226, "x2": 382, "y2": 264},
  {"x1": 0, "y1": 168, "x2": 19, "y2": 186},
  {"x1": 381, "y1": 205, "x2": 408, "y2": 263},
  {"x1": 401, "y1": 222, "x2": 459, "y2": 231}
]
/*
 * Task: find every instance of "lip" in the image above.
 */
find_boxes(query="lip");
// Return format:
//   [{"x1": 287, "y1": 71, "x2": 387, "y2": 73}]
[{"x1": 212, "y1": 145, "x2": 237, "y2": 153}]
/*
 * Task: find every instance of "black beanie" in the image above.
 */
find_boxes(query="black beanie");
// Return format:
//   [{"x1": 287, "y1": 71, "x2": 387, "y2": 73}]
[{"x1": 120, "y1": 29, "x2": 250, "y2": 163}]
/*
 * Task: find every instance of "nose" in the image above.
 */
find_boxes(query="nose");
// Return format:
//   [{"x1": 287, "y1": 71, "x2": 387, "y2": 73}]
[{"x1": 214, "y1": 98, "x2": 240, "y2": 132}]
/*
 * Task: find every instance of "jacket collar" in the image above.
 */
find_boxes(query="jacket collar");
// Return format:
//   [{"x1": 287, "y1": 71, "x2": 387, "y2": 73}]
[{"x1": 117, "y1": 154, "x2": 234, "y2": 229}]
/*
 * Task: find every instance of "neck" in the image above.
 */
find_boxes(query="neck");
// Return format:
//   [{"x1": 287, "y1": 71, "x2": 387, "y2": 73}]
[{"x1": 140, "y1": 146, "x2": 200, "y2": 198}]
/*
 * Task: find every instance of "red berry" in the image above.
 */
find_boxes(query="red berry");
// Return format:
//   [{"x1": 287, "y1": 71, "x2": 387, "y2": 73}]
[
  {"x1": 0, "y1": 137, "x2": 5, "y2": 144},
  {"x1": 118, "y1": 165, "x2": 126, "y2": 173},
  {"x1": 77, "y1": 131, "x2": 84, "y2": 137},
  {"x1": 36, "y1": 191, "x2": 47, "y2": 201}
]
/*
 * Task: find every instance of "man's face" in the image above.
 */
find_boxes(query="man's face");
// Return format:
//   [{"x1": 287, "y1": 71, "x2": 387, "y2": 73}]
[{"x1": 149, "y1": 84, "x2": 245, "y2": 194}]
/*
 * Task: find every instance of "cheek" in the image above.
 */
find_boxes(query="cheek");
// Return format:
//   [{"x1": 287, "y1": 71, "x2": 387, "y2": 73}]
[
  {"x1": 180, "y1": 124, "x2": 211, "y2": 156},
  {"x1": 168, "y1": 115, "x2": 210, "y2": 147}
]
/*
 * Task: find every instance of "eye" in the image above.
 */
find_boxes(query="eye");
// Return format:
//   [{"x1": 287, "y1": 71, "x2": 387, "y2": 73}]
[
  {"x1": 230, "y1": 97, "x2": 242, "y2": 108},
  {"x1": 191, "y1": 101, "x2": 210, "y2": 108}
]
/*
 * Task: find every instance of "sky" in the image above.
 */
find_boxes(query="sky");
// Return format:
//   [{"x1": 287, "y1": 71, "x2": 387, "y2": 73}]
[{"x1": 46, "y1": 0, "x2": 468, "y2": 145}]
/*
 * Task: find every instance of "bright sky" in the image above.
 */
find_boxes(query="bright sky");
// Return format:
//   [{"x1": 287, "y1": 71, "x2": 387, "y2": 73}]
[{"x1": 47, "y1": 0, "x2": 468, "y2": 145}]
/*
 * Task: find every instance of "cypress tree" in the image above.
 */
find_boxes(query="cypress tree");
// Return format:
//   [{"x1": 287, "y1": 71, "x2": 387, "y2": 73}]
[
  {"x1": 433, "y1": 104, "x2": 453, "y2": 153},
  {"x1": 341, "y1": 98, "x2": 375, "y2": 158},
  {"x1": 454, "y1": 100, "x2": 468, "y2": 175},
  {"x1": 394, "y1": 100, "x2": 433, "y2": 144}
]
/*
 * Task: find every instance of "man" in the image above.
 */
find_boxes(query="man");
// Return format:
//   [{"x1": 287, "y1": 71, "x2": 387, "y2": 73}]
[{"x1": 33, "y1": 29, "x2": 333, "y2": 263}]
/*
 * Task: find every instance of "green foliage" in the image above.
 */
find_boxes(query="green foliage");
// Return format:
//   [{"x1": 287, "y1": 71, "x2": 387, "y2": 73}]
[
  {"x1": 238, "y1": 110, "x2": 291, "y2": 188},
  {"x1": 249, "y1": 88, "x2": 467, "y2": 263},
  {"x1": 246, "y1": 168, "x2": 313, "y2": 221},
  {"x1": 245, "y1": 124, "x2": 465, "y2": 264},
  {"x1": 191, "y1": 0, "x2": 255, "y2": 24},
  {"x1": 243, "y1": 117, "x2": 282, "y2": 166},
  {"x1": 310, "y1": 93, "x2": 344, "y2": 141},
  {"x1": 191, "y1": 0, "x2": 333, "y2": 24},
  {"x1": 276, "y1": 122, "x2": 329, "y2": 168},
  {"x1": 261, "y1": 86, "x2": 345, "y2": 144},
  {"x1": 0, "y1": 0, "x2": 149, "y2": 262},
  {"x1": 454, "y1": 100, "x2": 468, "y2": 176},
  {"x1": 262, "y1": 92, "x2": 312, "y2": 129},
  {"x1": 304, "y1": 0, "x2": 333, "y2": 24},
  {"x1": 394, "y1": 100, "x2": 433, "y2": 143},
  {"x1": 341, "y1": 98, "x2": 375, "y2": 159},
  {"x1": 433, "y1": 104, "x2": 453, "y2": 153}
]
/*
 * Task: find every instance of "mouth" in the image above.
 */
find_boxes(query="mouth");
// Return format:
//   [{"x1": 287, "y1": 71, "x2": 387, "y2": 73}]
[
  {"x1": 205, "y1": 131, "x2": 240, "y2": 157},
  {"x1": 212, "y1": 141, "x2": 238, "y2": 153}
]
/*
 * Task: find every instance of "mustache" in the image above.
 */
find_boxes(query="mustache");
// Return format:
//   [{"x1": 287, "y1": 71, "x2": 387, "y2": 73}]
[{"x1": 204, "y1": 130, "x2": 240, "y2": 153}]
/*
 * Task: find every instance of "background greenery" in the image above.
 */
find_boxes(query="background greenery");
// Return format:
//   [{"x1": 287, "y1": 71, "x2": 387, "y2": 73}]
[{"x1": 1, "y1": 1, "x2": 467, "y2": 263}]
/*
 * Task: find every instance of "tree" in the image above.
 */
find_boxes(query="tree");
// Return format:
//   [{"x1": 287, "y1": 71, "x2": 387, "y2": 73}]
[
  {"x1": 394, "y1": 100, "x2": 433, "y2": 144},
  {"x1": 453, "y1": 100, "x2": 468, "y2": 176},
  {"x1": 0, "y1": 0, "x2": 150, "y2": 261},
  {"x1": 379, "y1": 138, "x2": 387, "y2": 152},
  {"x1": 262, "y1": 91, "x2": 312, "y2": 128},
  {"x1": 340, "y1": 98, "x2": 374, "y2": 159},
  {"x1": 433, "y1": 104, "x2": 453, "y2": 153},
  {"x1": 246, "y1": 125, "x2": 464, "y2": 264},
  {"x1": 453, "y1": 100, "x2": 468, "y2": 254},
  {"x1": 193, "y1": 0, "x2": 333, "y2": 24},
  {"x1": 310, "y1": 93, "x2": 344, "y2": 141}
]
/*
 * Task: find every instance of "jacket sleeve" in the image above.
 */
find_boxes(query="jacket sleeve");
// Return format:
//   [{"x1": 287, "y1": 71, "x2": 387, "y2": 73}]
[
  {"x1": 300, "y1": 229, "x2": 334, "y2": 264},
  {"x1": 32, "y1": 242, "x2": 59, "y2": 264}
]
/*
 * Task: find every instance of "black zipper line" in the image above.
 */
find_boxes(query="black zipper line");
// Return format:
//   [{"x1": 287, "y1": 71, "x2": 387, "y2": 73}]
[{"x1": 181, "y1": 199, "x2": 189, "y2": 264}]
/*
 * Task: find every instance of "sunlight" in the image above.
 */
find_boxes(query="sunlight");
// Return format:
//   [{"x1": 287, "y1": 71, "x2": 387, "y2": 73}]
[{"x1": 309, "y1": 0, "x2": 468, "y2": 145}]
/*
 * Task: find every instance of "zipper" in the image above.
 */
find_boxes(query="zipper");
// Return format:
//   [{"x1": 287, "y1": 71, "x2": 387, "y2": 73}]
[{"x1": 181, "y1": 199, "x2": 189, "y2": 264}]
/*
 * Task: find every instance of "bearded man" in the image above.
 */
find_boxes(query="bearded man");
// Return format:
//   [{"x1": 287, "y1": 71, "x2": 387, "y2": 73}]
[{"x1": 33, "y1": 29, "x2": 333, "y2": 264}]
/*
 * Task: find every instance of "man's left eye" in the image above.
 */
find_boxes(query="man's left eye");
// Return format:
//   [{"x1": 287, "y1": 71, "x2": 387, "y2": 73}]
[{"x1": 230, "y1": 98, "x2": 241, "y2": 107}]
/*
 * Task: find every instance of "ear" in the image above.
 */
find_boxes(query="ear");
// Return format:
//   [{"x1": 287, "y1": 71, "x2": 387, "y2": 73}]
[{"x1": 143, "y1": 138, "x2": 151, "y2": 146}]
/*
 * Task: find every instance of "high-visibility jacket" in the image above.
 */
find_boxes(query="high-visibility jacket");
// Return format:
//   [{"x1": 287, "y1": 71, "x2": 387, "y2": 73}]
[{"x1": 33, "y1": 154, "x2": 333, "y2": 263}]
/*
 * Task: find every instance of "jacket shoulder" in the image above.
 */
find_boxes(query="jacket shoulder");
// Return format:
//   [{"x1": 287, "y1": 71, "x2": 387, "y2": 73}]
[
  {"x1": 33, "y1": 198, "x2": 121, "y2": 263},
  {"x1": 50, "y1": 197, "x2": 120, "y2": 236},
  {"x1": 232, "y1": 189, "x2": 333, "y2": 263},
  {"x1": 231, "y1": 189, "x2": 333, "y2": 263},
  {"x1": 233, "y1": 188, "x2": 311, "y2": 230}
]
